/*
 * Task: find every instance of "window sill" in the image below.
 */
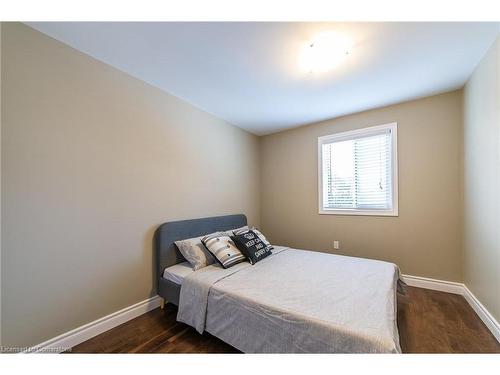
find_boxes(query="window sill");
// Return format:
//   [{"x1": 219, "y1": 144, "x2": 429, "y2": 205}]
[{"x1": 318, "y1": 208, "x2": 399, "y2": 217}]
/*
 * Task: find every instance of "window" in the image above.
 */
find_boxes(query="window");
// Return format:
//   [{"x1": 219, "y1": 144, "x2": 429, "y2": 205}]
[{"x1": 318, "y1": 123, "x2": 398, "y2": 216}]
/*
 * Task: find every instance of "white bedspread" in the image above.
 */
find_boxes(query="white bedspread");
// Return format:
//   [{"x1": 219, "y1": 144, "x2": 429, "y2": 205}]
[{"x1": 177, "y1": 246, "x2": 402, "y2": 353}]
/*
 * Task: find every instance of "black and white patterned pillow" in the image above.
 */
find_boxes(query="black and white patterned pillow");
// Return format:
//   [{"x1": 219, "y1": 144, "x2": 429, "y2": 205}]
[
  {"x1": 233, "y1": 227, "x2": 274, "y2": 251},
  {"x1": 201, "y1": 232, "x2": 247, "y2": 269},
  {"x1": 231, "y1": 230, "x2": 272, "y2": 265}
]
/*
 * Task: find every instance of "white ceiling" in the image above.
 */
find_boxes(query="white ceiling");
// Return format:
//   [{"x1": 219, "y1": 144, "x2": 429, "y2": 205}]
[{"x1": 27, "y1": 22, "x2": 499, "y2": 135}]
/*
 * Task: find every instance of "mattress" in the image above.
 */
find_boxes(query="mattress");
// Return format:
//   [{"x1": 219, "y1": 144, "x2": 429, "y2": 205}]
[
  {"x1": 177, "y1": 246, "x2": 402, "y2": 353},
  {"x1": 162, "y1": 261, "x2": 194, "y2": 285}
]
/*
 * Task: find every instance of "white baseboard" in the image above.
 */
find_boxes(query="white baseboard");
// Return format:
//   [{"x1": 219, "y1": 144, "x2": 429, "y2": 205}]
[
  {"x1": 462, "y1": 286, "x2": 500, "y2": 342},
  {"x1": 402, "y1": 274, "x2": 500, "y2": 343},
  {"x1": 402, "y1": 274, "x2": 464, "y2": 295},
  {"x1": 25, "y1": 295, "x2": 162, "y2": 353},
  {"x1": 24, "y1": 273, "x2": 500, "y2": 352}
]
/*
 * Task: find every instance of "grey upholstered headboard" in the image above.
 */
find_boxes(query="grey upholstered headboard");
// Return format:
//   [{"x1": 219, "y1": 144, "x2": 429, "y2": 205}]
[{"x1": 155, "y1": 214, "x2": 247, "y2": 282}]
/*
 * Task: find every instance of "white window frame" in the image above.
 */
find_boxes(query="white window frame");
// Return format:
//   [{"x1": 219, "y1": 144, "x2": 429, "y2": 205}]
[{"x1": 317, "y1": 122, "x2": 399, "y2": 216}]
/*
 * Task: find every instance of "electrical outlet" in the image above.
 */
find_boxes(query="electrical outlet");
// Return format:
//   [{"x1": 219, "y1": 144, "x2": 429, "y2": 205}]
[{"x1": 333, "y1": 240, "x2": 340, "y2": 250}]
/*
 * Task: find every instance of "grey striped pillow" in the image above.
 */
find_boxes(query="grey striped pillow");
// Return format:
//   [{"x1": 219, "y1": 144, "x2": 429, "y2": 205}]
[
  {"x1": 201, "y1": 232, "x2": 247, "y2": 268},
  {"x1": 227, "y1": 225, "x2": 249, "y2": 236}
]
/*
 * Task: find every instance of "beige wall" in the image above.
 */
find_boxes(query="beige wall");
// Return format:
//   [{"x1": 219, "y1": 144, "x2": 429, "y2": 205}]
[
  {"x1": 260, "y1": 91, "x2": 463, "y2": 282},
  {"x1": 1, "y1": 23, "x2": 260, "y2": 347},
  {"x1": 463, "y1": 36, "x2": 500, "y2": 322}
]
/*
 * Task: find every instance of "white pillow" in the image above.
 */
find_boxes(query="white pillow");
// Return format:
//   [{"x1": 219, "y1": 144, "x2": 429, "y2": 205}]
[{"x1": 174, "y1": 235, "x2": 216, "y2": 270}]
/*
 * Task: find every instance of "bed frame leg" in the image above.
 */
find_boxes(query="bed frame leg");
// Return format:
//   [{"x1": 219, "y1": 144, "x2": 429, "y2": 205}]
[{"x1": 160, "y1": 298, "x2": 165, "y2": 310}]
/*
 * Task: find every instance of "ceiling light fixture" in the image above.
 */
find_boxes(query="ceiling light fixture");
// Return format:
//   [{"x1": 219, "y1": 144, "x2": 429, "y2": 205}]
[{"x1": 299, "y1": 31, "x2": 352, "y2": 74}]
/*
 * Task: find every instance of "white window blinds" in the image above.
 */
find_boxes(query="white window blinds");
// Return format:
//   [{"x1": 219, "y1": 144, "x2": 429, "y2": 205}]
[{"x1": 319, "y1": 123, "x2": 398, "y2": 215}]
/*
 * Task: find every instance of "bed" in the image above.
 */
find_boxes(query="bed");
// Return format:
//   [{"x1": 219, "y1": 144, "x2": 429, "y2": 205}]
[{"x1": 155, "y1": 214, "x2": 402, "y2": 353}]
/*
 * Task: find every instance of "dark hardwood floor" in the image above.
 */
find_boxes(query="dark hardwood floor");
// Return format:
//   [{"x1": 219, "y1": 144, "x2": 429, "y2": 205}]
[
  {"x1": 397, "y1": 286, "x2": 499, "y2": 353},
  {"x1": 69, "y1": 286, "x2": 500, "y2": 353}
]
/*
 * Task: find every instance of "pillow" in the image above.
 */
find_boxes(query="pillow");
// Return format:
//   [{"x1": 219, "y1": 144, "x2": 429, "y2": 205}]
[
  {"x1": 233, "y1": 227, "x2": 274, "y2": 251},
  {"x1": 252, "y1": 228, "x2": 274, "y2": 251},
  {"x1": 231, "y1": 230, "x2": 272, "y2": 265},
  {"x1": 233, "y1": 226, "x2": 251, "y2": 235},
  {"x1": 201, "y1": 232, "x2": 247, "y2": 269},
  {"x1": 223, "y1": 225, "x2": 249, "y2": 236},
  {"x1": 174, "y1": 235, "x2": 216, "y2": 271}
]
